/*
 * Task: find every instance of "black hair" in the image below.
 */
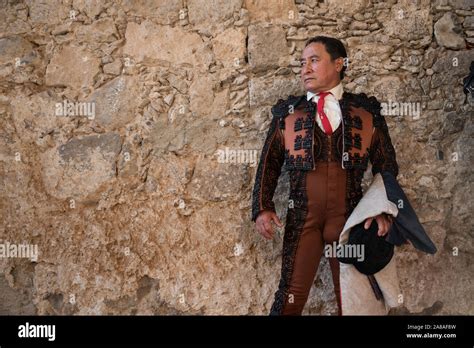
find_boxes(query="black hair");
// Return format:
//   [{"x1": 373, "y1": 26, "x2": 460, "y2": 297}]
[{"x1": 304, "y1": 36, "x2": 348, "y2": 80}]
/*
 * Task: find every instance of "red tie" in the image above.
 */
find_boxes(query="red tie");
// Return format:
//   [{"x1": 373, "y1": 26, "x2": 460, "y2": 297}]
[{"x1": 316, "y1": 92, "x2": 333, "y2": 135}]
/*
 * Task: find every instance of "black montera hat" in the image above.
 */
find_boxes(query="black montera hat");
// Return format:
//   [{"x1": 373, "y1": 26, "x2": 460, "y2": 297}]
[{"x1": 337, "y1": 218, "x2": 394, "y2": 275}]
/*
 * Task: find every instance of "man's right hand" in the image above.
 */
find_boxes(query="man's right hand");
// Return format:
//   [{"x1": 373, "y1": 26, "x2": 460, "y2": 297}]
[{"x1": 255, "y1": 210, "x2": 283, "y2": 240}]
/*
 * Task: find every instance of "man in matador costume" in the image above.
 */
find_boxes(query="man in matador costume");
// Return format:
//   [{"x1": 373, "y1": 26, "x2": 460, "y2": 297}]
[{"x1": 251, "y1": 36, "x2": 436, "y2": 315}]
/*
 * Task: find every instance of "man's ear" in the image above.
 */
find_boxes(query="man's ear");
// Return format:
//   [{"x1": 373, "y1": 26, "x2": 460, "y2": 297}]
[{"x1": 335, "y1": 57, "x2": 344, "y2": 73}]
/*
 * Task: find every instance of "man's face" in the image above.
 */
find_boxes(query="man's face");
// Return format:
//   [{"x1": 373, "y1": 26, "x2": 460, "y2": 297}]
[{"x1": 300, "y1": 42, "x2": 343, "y2": 93}]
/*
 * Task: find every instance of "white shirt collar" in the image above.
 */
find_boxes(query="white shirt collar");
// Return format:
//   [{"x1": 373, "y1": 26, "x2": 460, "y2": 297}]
[{"x1": 306, "y1": 82, "x2": 344, "y2": 101}]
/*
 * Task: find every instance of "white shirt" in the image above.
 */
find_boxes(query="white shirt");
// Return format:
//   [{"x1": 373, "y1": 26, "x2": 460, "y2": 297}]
[{"x1": 306, "y1": 82, "x2": 343, "y2": 132}]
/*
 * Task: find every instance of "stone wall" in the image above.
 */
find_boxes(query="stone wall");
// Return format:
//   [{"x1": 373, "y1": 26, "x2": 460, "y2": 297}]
[{"x1": 0, "y1": 0, "x2": 472, "y2": 315}]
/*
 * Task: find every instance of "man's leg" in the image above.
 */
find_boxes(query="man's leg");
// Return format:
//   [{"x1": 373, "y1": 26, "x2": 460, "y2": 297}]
[
  {"x1": 323, "y1": 214, "x2": 346, "y2": 316},
  {"x1": 280, "y1": 222, "x2": 324, "y2": 315},
  {"x1": 322, "y1": 162, "x2": 347, "y2": 316},
  {"x1": 270, "y1": 169, "x2": 326, "y2": 315}
]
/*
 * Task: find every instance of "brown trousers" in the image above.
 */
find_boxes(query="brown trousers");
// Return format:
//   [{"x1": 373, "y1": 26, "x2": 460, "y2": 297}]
[{"x1": 281, "y1": 160, "x2": 347, "y2": 315}]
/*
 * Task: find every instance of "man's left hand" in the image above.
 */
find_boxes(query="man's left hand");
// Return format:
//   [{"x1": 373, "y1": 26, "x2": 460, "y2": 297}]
[{"x1": 364, "y1": 213, "x2": 393, "y2": 237}]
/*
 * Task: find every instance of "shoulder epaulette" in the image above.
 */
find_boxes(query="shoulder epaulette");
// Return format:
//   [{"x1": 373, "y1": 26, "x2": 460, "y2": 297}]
[
  {"x1": 271, "y1": 95, "x2": 306, "y2": 118},
  {"x1": 347, "y1": 92, "x2": 384, "y2": 127}
]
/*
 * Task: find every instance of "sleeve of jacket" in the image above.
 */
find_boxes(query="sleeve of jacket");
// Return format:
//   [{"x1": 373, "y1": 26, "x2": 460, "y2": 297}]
[
  {"x1": 251, "y1": 116, "x2": 285, "y2": 222},
  {"x1": 368, "y1": 100, "x2": 399, "y2": 178}
]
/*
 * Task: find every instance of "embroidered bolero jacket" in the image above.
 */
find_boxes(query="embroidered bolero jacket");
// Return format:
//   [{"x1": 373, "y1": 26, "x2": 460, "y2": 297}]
[{"x1": 251, "y1": 92, "x2": 399, "y2": 222}]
